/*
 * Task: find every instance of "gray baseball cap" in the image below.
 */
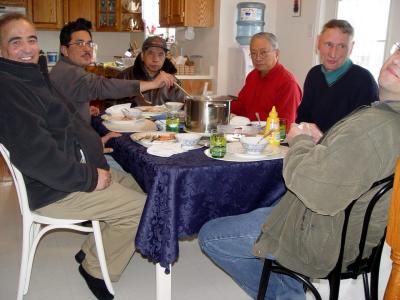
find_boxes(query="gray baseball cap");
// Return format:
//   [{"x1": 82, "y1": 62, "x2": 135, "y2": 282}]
[{"x1": 142, "y1": 36, "x2": 168, "y2": 52}]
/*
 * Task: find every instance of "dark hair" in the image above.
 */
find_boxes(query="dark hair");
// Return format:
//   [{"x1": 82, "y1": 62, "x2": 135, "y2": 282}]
[
  {"x1": 0, "y1": 13, "x2": 32, "y2": 42},
  {"x1": 59, "y1": 18, "x2": 92, "y2": 46},
  {"x1": 321, "y1": 19, "x2": 354, "y2": 38}
]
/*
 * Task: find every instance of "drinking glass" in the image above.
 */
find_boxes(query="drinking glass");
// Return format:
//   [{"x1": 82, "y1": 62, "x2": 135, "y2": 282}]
[
  {"x1": 210, "y1": 129, "x2": 226, "y2": 158},
  {"x1": 280, "y1": 118, "x2": 287, "y2": 142},
  {"x1": 166, "y1": 111, "x2": 180, "y2": 132}
]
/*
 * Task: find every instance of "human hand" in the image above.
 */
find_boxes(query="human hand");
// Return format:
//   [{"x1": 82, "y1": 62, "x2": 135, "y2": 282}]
[
  {"x1": 89, "y1": 106, "x2": 100, "y2": 116},
  {"x1": 286, "y1": 122, "x2": 322, "y2": 145},
  {"x1": 141, "y1": 71, "x2": 175, "y2": 91},
  {"x1": 95, "y1": 168, "x2": 111, "y2": 191},
  {"x1": 101, "y1": 131, "x2": 122, "y2": 153}
]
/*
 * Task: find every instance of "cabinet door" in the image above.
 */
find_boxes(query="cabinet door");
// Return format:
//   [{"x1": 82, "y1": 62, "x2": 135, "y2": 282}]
[
  {"x1": 27, "y1": 0, "x2": 63, "y2": 29},
  {"x1": 96, "y1": 0, "x2": 121, "y2": 31},
  {"x1": 63, "y1": 0, "x2": 96, "y2": 29},
  {"x1": 159, "y1": 0, "x2": 170, "y2": 27},
  {"x1": 169, "y1": 0, "x2": 184, "y2": 26},
  {"x1": 184, "y1": 0, "x2": 214, "y2": 27}
]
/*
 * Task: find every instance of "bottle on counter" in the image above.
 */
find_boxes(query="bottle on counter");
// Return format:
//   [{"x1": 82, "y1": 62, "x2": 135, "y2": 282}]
[{"x1": 265, "y1": 106, "x2": 280, "y2": 146}]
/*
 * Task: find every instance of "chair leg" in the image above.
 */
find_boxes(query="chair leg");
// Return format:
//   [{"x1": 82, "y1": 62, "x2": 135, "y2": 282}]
[
  {"x1": 328, "y1": 276, "x2": 341, "y2": 300},
  {"x1": 17, "y1": 220, "x2": 32, "y2": 300},
  {"x1": 362, "y1": 273, "x2": 371, "y2": 300},
  {"x1": 92, "y1": 221, "x2": 115, "y2": 295},
  {"x1": 23, "y1": 223, "x2": 42, "y2": 295},
  {"x1": 370, "y1": 245, "x2": 384, "y2": 300},
  {"x1": 257, "y1": 259, "x2": 272, "y2": 300}
]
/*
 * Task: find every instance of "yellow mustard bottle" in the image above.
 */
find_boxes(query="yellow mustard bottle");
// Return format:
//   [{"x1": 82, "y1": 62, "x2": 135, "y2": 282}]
[{"x1": 265, "y1": 106, "x2": 280, "y2": 146}]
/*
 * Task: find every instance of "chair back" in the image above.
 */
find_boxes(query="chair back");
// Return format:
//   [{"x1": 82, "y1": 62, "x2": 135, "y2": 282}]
[
  {"x1": 0, "y1": 143, "x2": 32, "y2": 217},
  {"x1": 329, "y1": 174, "x2": 394, "y2": 280}
]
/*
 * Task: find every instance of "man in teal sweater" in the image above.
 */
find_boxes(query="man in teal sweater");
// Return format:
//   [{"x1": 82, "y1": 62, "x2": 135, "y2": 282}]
[{"x1": 296, "y1": 19, "x2": 379, "y2": 132}]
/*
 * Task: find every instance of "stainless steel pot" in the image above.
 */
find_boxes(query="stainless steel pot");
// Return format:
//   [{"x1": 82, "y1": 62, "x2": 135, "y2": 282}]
[{"x1": 185, "y1": 96, "x2": 232, "y2": 133}]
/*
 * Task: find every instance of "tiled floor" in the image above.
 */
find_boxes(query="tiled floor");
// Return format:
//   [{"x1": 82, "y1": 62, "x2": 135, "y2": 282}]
[{"x1": 0, "y1": 182, "x2": 393, "y2": 300}]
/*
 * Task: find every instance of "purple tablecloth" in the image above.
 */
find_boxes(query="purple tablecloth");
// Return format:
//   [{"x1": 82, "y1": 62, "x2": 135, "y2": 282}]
[{"x1": 92, "y1": 117, "x2": 286, "y2": 269}]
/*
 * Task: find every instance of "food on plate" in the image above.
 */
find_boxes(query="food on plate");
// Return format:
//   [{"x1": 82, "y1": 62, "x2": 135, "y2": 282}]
[
  {"x1": 137, "y1": 105, "x2": 168, "y2": 113},
  {"x1": 133, "y1": 132, "x2": 176, "y2": 142}
]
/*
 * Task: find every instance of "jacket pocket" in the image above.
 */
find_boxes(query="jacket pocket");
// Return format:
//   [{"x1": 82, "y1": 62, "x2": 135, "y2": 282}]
[{"x1": 294, "y1": 208, "x2": 344, "y2": 273}]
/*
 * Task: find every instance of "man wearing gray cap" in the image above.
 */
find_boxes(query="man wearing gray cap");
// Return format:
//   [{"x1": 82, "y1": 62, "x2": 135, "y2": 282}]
[{"x1": 131, "y1": 35, "x2": 185, "y2": 106}]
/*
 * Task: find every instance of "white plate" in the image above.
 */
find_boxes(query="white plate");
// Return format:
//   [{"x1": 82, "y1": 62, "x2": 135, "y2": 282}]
[
  {"x1": 131, "y1": 132, "x2": 177, "y2": 147},
  {"x1": 204, "y1": 142, "x2": 287, "y2": 162},
  {"x1": 103, "y1": 119, "x2": 157, "y2": 133},
  {"x1": 136, "y1": 105, "x2": 168, "y2": 118},
  {"x1": 105, "y1": 103, "x2": 131, "y2": 115},
  {"x1": 101, "y1": 114, "x2": 143, "y2": 125}
]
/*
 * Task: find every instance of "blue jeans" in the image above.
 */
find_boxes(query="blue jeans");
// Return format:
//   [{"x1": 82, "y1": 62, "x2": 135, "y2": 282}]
[{"x1": 198, "y1": 207, "x2": 305, "y2": 300}]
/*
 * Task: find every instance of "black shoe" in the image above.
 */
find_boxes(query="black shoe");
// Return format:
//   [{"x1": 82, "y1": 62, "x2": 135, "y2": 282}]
[
  {"x1": 75, "y1": 250, "x2": 86, "y2": 264},
  {"x1": 79, "y1": 265, "x2": 114, "y2": 300}
]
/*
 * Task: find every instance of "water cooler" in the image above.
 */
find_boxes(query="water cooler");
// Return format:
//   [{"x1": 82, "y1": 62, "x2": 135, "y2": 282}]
[{"x1": 236, "y1": 2, "x2": 266, "y2": 45}]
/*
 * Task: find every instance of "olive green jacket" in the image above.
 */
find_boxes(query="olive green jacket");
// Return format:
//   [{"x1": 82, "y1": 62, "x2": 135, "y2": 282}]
[{"x1": 253, "y1": 101, "x2": 400, "y2": 277}]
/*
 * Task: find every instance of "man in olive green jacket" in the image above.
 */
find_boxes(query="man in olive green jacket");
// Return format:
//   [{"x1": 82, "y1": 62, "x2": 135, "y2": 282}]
[{"x1": 198, "y1": 43, "x2": 400, "y2": 299}]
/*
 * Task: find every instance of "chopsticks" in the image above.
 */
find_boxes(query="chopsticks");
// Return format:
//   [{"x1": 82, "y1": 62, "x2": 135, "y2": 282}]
[{"x1": 174, "y1": 82, "x2": 193, "y2": 98}]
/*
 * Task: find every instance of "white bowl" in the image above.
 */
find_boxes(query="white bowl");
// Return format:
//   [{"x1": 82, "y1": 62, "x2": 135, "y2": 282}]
[
  {"x1": 165, "y1": 101, "x2": 184, "y2": 112},
  {"x1": 175, "y1": 133, "x2": 202, "y2": 148},
  {"x1": 240, "y1": 136, "x2": 268, "y2": 155}
]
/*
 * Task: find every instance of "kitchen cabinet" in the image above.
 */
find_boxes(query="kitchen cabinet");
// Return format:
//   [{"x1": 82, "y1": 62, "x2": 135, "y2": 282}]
[
  {"x1": 96, "y1": 0, "x2": 143, "y2": 32},
  {"x1": 120, "y1": 0, "x2": 144, "y2": 32},
  {"x1": 159, "y1": 0, "x2": 214, "y2": 27},
  {"x1": 63, "y1": 0, "x2": 96, "y2": 28},
  {"x1": 27, "y1": 0, "x2": 63, "y2": 29},
  {"x1": 96, "y1": 0, "x2": 120, "y2": 31},
  {"x1": 1, "y1": 0, "x2": 26, "y2": 5}
]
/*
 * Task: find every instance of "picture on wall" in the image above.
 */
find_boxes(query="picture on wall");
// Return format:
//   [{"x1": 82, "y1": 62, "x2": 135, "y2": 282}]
[{"x1": 292, "y1": 0, "x2": 301, "y2": 17}]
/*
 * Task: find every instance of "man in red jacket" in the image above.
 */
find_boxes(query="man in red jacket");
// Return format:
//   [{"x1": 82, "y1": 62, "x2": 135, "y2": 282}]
[{"x1": 231, "y1": 32, "x2": 302, "y2": 125}]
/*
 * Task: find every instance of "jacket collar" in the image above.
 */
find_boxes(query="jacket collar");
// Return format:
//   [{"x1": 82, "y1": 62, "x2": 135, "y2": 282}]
[{"x1": 0, "y1": 57, "x2": 46, "y2": 85}]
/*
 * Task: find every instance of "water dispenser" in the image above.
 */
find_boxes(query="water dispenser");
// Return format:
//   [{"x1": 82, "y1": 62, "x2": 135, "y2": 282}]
[{"x1": 236, "y1": 2, "x2": 266, "y2": 45}]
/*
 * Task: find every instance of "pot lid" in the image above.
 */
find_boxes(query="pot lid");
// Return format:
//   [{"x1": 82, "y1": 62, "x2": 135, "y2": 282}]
[{"x1": 186, "y1": 95, "x2": 232, "y2": 102}]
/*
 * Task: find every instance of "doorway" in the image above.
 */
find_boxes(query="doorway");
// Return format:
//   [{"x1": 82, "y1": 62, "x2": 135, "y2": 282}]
[{"x1": 336, "y1": 0, "x2": 391, "y2": 80}]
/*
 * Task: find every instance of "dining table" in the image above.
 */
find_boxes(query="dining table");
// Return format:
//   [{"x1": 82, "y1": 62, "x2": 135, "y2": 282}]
[{"x1": 92, "y1": 116, "x2": 287, "y2": 300}]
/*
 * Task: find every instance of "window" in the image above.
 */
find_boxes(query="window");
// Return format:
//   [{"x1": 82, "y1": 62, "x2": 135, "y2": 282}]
[
  {"x1": 337, "y1": 0, "x2": 391, "y2": 80},
  {"x1": 142, "y1": 0, "x2": 175, "y2": 43}
]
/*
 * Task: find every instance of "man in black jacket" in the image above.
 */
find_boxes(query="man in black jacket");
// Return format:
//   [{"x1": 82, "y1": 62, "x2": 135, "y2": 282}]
[{"x1": 0, "y1": 13, "x2": 144, "y2": 300}]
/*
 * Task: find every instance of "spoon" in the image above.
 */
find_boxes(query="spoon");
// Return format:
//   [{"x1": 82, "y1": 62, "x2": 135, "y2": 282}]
[
  {"x1": 255, "y1": 112, "x2": 261, "y2": 126},
  {"x1": 257, "y1": 129, "x2": 273, "y2": 144}
]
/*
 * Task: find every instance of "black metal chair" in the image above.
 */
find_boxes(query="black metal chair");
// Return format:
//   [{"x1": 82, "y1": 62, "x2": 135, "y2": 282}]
[{"x1": 257, "y1": 175, "x2": 394, "y2": 300}]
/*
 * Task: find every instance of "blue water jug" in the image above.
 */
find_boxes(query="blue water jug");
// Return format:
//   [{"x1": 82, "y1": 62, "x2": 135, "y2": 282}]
[{"x1": 236, "y1": 2, "x2": 266, "y2": 45}]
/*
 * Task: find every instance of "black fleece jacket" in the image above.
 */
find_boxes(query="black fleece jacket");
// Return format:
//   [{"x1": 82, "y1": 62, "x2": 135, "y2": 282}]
[{"x1": 0, "y1": 57, "x2": 108, "y2": 210}]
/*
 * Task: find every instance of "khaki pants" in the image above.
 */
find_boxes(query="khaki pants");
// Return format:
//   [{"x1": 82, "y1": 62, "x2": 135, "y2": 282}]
[{"x1": 36, "y1": 169, "x2": 145, "y2": 281}]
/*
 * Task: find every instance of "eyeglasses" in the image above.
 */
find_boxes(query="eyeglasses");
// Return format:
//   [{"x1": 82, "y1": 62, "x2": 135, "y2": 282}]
[
  {"x1": 390, "y1": 42, "x2": 400, "y2": 55},
  {"x1": 249, "y1": 49, "x2": 275, "y2": 59},
  {"x1": 67, "y1": 41, "x2": 97, "y2": 48}
]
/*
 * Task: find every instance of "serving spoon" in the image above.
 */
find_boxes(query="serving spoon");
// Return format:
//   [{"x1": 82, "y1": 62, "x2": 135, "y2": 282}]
[{"x1": 255, "y1": 112, "x2": 261, "y2": 126}]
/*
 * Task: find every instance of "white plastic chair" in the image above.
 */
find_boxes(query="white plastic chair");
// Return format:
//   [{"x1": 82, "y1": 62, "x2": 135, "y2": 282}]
[{"x1": 0, "y1": 143, "x2": 115, "y2": 299}]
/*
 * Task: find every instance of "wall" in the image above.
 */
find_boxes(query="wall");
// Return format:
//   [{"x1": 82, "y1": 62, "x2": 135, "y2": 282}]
[{"x1": 36, "y1": 30, "x2": 143, "y2": 62}]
